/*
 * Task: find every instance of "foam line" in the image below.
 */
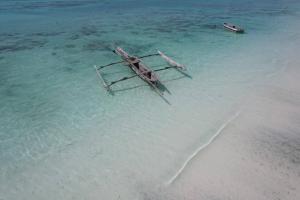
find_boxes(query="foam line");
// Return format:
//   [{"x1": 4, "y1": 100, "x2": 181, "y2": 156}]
[{"x1": 166, "y1": 111, "x2": 241, "y2": 185}]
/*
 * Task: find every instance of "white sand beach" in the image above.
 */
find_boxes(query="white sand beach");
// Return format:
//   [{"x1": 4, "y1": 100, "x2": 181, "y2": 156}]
[{"x1": 160, "y1": 51, "x2": 300, "y2": 200}]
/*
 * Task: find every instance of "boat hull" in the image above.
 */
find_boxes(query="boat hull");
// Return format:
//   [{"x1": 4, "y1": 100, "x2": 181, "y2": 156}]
[
  {"x1": 223, "y1": 23, "x2": 244, "y2": 33},
  {"x1": 115, "y1": 47, "x2": 159, "y2": 85}
]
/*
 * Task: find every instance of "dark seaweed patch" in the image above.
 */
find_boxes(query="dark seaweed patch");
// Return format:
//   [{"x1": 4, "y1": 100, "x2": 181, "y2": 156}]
[
  {"x1": 130, "y1": 31, "x2": 139, "y2": 35},
  {"x1": 65, "y1": 44, "x2": 76, "y2": 49},
  {"x1": 0, "y1": 45, "x2": 28, "y2": 53},
  {"x1": 64, "y1": 67, "x2": 74, "y2": 72},
  {"x1": 0, "y1": 33, "x2": 21, "y2": 42},
  {"x1": 30, "y1": 32, "x2": 64, "y2": 37},
  {"x1": 51, "y1": 52, "x2": 57, "y2": 56},
  {"x1": 114, "y1": 41, "x2": 155, "y2": 55},
  {"x1": 68, "y1": 60, "x2": 80, "y2": 65},
  {"x1": 4, "y1": 88, "x2": 15, "y2": 97},
  {"x1": 253, "y1": 8, "x2": 294, "y2": 17},
  {"x1": 0, "y1": 33, "x2": 20, "y2": 37},
  {"x1": 2, "y1": 84, "x2": 24, "y2": 97},
  {"x1": 82, "y1": 39, "x2": 155, "y2": 55},
  {"x1": 80, "y1": 26, "x2": 98, "y2": 36},
  {"x1": 83, "y1": 40, "x2": 112, "y2": 52},
  {"x1": 153, "y1": 27, "x2": 173, "y2": 33},
  {"x1": 0, "y1": 1, "x2": 99, "y2": 12},
  {"x1": 140, "y1": 14, "x2": 209, "y2": 35},
  {"x1": 68, "y1": 34, "x2": 80, "y2": 40},
  {"x1": 21, "y1": 1, "x2": 98, "y2": 9},
  {"x1": 0, "y1": 38, "x2": 47, "y2": 54}
]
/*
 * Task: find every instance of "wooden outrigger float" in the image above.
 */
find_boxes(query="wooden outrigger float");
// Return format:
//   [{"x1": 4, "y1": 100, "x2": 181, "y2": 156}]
[{"x1": 94, "y1": 47, "x2": 188, "y2": 98}]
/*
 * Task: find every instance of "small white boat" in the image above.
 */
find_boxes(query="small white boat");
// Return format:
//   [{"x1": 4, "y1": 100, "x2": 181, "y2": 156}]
[{"x1": 223, "y1": 23, "x2": 244, "y2": 33}]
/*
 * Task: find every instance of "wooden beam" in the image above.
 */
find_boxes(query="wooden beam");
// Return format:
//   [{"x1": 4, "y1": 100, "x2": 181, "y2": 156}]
[
  {"x1": 94, "y1": 65, "x2": 109, "y2": 89},
  {"x1": 95, "y1": 60, "x2": 126, "y2": 70},
  {"x1": 158, "y1": 50, "x2": 186, "y2": 70},
  {"x1": 108, "y1": 74, "x2": 139, "y2": 87}
]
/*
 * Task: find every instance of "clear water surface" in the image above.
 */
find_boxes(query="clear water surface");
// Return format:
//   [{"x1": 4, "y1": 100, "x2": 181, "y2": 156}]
[{"x1": 0, "y1": 0, "x2": 300, "y2": 199}]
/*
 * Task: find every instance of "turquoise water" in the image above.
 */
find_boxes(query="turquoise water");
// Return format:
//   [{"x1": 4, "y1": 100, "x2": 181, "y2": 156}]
[{"x1": 1, "y1": 0, "x2": 300, "y2": 199}]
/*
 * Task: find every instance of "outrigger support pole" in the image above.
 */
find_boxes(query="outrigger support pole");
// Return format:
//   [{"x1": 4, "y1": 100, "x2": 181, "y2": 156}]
[
  {"x1": 94, "y1": 65, "x2": 110, "y2": 90},
  {"x1": 154, "y1": 66, "x2": 173, "y2": 72},
  {"x1": 154, "y1": 66, "x2": 192, "y2": 79},
  {"x1": 95, "y1": 66, "x2": 140, "y2": 90},
  {"x1": 95, "y1": 60, "x2": 126, "y2": 70},
  {"x1": 139, "y1": 53, "x2": 159, "y2": 59},
  {"x1": 95, "y1": 53, "x2": 159, "y2": 70},
  {"x1": 107, "y1": 74, "x2": 139, "y2": 87}
]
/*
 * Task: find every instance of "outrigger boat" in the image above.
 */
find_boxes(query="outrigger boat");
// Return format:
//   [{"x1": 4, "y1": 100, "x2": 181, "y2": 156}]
[
  {"x1": 223, "y1": 23, "x2": 244, "y2": 33},
  {"x1": 94, "y1": 47, "x2": 188, "y2": 98}
]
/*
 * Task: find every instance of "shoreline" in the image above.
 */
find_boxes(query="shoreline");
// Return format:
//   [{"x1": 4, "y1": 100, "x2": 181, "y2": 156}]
[{"x1": 166, "y1": 111, "x2": 241, "y2": 185}]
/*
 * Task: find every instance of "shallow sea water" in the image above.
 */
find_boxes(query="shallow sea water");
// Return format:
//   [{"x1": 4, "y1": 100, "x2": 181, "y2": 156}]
[{"x1": 1, "y1": 0, "x2": 300, "y2": 199}]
